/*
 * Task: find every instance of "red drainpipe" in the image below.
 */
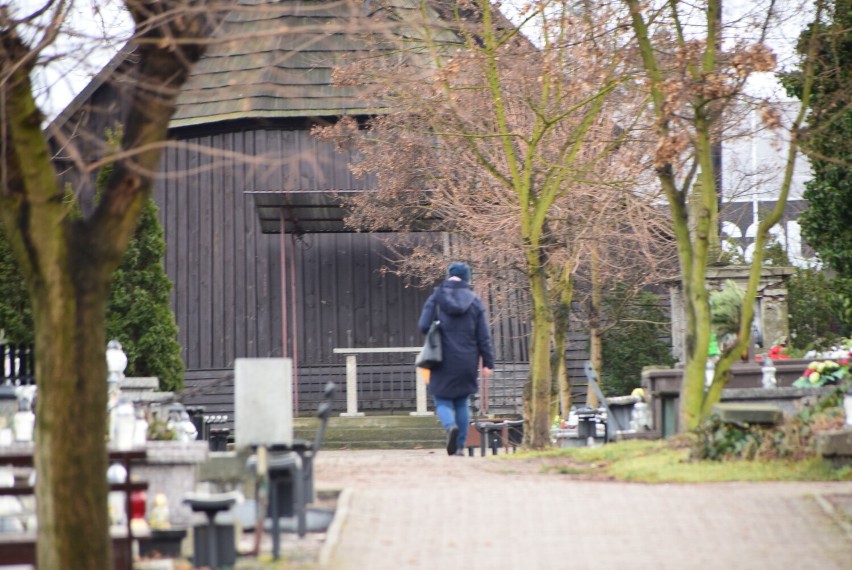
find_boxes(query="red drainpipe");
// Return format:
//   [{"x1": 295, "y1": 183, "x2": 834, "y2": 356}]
[
  {"x1": 290, "y1": 232, "x2": 299, "y2": 417},
  {"x1": 279, "y1": 209, "x2": 298, "y2": 416}
]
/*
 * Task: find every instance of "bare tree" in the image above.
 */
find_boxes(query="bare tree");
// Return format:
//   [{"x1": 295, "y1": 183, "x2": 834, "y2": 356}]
[
  {"x1": 316, "y1": 1, "x2": 671, "y2": 446},
  {"x1": 621, "y1": 0, "x2": 827, "y2": 429},
  {"x1": 0, "y1": 1, "x2": 211, "y2": 567}
]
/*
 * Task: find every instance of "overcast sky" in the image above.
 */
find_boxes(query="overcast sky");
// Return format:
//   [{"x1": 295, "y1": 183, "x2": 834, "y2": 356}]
[{"x1": 18, "y1": 0, "x2": 133, "y2": 119}]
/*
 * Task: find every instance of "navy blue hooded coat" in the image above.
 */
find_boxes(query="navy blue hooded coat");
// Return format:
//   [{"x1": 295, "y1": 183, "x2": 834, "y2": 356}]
[{"x1": 418, "y1": 279, "x2": 495, "y2": 399}]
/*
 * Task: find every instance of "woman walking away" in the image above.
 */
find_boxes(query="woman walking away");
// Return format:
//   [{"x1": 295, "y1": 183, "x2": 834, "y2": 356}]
[{"x1": 418, "y1": 262, "x2": 494, "y2": 455}]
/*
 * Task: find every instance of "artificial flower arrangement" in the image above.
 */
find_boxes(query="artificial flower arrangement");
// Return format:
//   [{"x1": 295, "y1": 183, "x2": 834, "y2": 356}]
[
  {"x1": 755, "y1": 344, "x2": 790, "y2": 362},
  {"x1": 793, "y1": 359, "x2": 850, "y2": 388},
  {"x1": 767, "y1": 344, "x2": 790, "y2": 360}
]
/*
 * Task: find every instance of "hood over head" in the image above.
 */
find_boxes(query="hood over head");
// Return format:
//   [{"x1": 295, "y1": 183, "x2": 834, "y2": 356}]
[{"x1": 435, "y1": 280, "x2": 477, "y2": 315}]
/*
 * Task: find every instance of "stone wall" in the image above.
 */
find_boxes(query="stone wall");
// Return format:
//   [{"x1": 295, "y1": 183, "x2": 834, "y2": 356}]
[{"x1": 641, "y1": 360, "x2": 835, "y2": 437}]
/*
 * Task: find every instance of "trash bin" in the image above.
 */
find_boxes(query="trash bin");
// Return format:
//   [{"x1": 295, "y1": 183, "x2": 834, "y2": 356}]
[
  {"x1": 183, "y1": 492, "x2": 239, "y2": 570},
  {"x1": 209, "y1": 428, "x2": 230, "y2": 452},
  {"x1": 575, "y1": 406, "x2": 597, "y2": 441}
]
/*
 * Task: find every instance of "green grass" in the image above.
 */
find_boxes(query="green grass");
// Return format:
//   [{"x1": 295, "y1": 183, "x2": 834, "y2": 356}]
[{"x1": 504, "y1": 439, "x2": 852, "y2": 483}]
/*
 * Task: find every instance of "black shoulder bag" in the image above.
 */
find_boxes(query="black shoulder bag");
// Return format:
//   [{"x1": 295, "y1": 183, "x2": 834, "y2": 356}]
[{"x1": 415, "y1": 304, "x2": 442, "y2": 369}]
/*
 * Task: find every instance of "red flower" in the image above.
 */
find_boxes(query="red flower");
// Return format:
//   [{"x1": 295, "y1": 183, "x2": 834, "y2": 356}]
[{"x1": 767, "y1": 345, "x2": 790, "y2": 360}]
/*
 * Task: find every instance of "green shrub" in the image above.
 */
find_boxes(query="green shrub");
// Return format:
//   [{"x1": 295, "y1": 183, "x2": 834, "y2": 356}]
[
  {"x1": 0, "y1": 229, "x2": 34, "y2": 344},
  {"x1": 691, "y1": 386, "x2": 846, "y2": 461},
  {"x1": 0, "y1": 152, "x2": 184, "y2": 391},
  {"x1": 105, "y1": 196, "x2": 184, "y2": 392},
  {"x1": 600, "y1": 290, "x2": 676, "y2": 396},
  {"x1": 787, "y1": 267, "x2": 851, "y2": 349}
]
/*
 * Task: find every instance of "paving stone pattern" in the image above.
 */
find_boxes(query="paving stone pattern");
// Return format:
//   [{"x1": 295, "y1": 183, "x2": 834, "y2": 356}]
[{"x1": 313, "y1": 450, "x2": 852, "y2": 570}]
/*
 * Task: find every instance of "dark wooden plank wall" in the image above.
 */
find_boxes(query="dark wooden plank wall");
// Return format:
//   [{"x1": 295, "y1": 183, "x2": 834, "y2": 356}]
[
  {"x1": 289, "y1": 232, "x2": 433, "y2": 362},
  {"x1": 52, "y1": 117, "x2": 639, "y2": 420},
  {"x1": 154, "y1": 125, "x2": 533, "y2": 417}
]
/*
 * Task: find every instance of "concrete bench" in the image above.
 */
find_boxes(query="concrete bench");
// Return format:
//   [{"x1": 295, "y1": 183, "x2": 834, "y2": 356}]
[
  {"x1": 332, "y1": 347, "x2": 432, "y2": 417},
  {"x1": 816, "y1": 431, "x2": 852, "y2": 468}
]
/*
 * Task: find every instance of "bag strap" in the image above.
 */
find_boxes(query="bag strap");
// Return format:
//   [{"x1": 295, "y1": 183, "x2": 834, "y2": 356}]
[{"x1": 434, "y1": 303, "x2": 442, "y2": 323}]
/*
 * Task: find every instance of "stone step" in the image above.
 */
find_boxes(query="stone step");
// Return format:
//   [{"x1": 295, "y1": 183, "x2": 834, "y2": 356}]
[
  {"x1": 816, "y1": 430, "x2": 852, "y2": 468},
  {"x1": 712, "y1": 402, "x2": 783, "y2": 426}
]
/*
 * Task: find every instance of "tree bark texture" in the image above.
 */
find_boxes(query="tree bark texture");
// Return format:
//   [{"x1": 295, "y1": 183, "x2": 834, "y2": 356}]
[
  {"x1": 525, "y1": 255, "x2": 554, "y2": 448},
  {"x1": 0, "y1": 4, "x2": 210, "y2": 567}
]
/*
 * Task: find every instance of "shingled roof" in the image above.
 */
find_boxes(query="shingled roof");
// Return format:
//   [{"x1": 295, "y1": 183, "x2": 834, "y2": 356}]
[
  {"x1": 50, "y1": 0, "x2": 521, "y2": 230},
  {"x1": 51, "y1": 1, "x2": 518, "y2": 132},
  {"x1": 170, "y1": 0, "x2": 469, "y2": 128}
]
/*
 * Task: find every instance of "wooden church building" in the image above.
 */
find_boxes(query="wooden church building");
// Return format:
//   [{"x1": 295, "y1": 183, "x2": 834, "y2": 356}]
[{"x1": 51, "y1": 0, "x2": 533, "y2": 420}]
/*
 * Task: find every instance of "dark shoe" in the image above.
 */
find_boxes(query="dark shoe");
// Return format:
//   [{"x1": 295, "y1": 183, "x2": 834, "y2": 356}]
[{"x1": 447, "y1": 426, "x2": 459, "y2": 456}]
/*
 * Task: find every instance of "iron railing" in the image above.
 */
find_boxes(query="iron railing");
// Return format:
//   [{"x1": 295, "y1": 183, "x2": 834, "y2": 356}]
[{"x1": 1, "y1": 343, "x2": 35, "y2": 386}]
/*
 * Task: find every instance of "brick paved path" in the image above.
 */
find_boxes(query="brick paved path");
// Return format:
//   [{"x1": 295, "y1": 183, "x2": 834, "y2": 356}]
[{"x1": 314, "y1": 449, "x2": 852, "y2": 570}]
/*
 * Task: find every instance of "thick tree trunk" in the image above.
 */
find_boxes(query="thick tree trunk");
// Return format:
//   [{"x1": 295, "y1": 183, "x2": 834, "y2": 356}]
[
  {"x1": 32, "y1": 268, "x2": 112, "y2": 569},
  {"x1": 680, "y1": 264, "x2": 713, "y2": 431},
  {"x1": 1, "y1": 7, "x2": 210, "y2": 567},
  {"x1": 0, "y1": 35, "x2": 110, "y2": 568}
]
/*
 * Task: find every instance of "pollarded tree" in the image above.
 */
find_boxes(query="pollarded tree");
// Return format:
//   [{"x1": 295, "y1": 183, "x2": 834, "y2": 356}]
[
  {"x1": 0, "y1": 2, "x2": 210, "y2": 567},
  {"x1": 622, "y1": 0, "x2": 829, "y2": 429}
]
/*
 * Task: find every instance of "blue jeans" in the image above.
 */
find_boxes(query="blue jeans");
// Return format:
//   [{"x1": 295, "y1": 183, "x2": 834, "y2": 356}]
[{"x1": 434, "y1": 395, "x2": 470, "y2": 450}]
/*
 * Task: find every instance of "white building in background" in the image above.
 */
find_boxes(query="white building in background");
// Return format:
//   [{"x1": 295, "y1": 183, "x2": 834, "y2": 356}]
[
  {"x1": 718, "y1": 0, "x2": 818, "y2": 267},
  {"x1": 720, "y1": 104, "x2": 814, "y2": 267}
]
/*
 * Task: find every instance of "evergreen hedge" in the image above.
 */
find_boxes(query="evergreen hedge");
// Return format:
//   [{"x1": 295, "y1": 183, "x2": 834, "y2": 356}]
[{"x1": 0, "y1": 181, "x2": 184, "y2": 391}]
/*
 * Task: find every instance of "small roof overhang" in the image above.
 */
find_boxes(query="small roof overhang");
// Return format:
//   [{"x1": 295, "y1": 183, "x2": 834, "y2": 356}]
[
  {"x1": 247, "y1": 189, "x2": 441, "y2": 234},
  {"x1": 249, "y1": 190, "x2": 357, "y2": 234}
]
